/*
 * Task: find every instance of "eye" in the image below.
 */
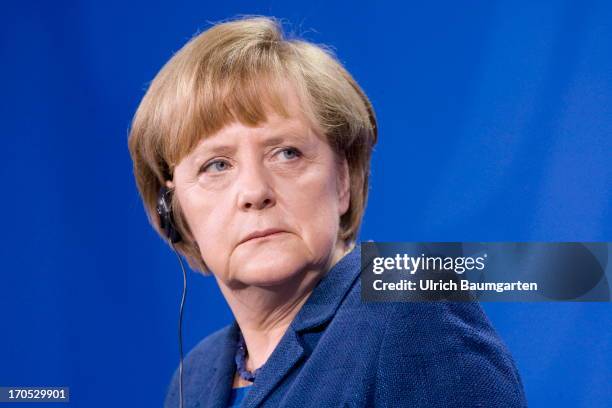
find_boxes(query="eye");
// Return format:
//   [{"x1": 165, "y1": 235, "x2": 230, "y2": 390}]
[
  {"x1": 200, "y1": 159, "x2": 232, "y2": 173},
  {"x1": 277, "y1": 147, "x2": 302, "y2": 161}
]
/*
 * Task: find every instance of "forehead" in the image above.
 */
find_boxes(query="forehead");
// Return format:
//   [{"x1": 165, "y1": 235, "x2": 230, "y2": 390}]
[
  {"x1": 188, "y1": 85, "x2": 324, "y2": 152},
  {"x1": 209, "y1": 110, "x2": 311, "y2": 141}
]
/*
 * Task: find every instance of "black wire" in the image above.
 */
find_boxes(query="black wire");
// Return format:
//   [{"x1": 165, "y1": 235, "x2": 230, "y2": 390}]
[{"x1": 170, "y1": 241, "x2": 187, "y2": 408}]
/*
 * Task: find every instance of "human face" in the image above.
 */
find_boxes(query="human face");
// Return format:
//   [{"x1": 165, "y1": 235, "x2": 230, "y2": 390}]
[{"x1": 171, "y1": 93, "x2": 350, "y2": 288}]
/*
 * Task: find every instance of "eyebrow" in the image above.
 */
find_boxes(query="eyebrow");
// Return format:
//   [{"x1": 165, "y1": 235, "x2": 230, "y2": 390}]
[{"x1": 197, "y1": 132, "x2": 309, "y2": 157}]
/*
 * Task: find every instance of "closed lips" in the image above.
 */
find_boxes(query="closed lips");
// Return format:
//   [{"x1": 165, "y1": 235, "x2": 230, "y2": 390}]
[{"x1": 240, "y1": 229, "x2": 286, "y2": 244}]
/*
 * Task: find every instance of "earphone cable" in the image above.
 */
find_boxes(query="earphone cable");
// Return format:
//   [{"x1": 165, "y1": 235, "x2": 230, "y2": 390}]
[{"x1": 170, "y1": 241, "x2": 187, "y2": 408}]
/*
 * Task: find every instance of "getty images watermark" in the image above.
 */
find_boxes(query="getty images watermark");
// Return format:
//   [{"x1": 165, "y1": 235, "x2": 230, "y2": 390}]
[{"x1": 360, "y1": 242, "x2": 611, "y2": 302}]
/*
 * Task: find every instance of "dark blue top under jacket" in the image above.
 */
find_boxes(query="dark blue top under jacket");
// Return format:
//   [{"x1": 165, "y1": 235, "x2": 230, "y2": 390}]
[{"x1": 164, "y1": 244, "x2": 527, "y2": 408}]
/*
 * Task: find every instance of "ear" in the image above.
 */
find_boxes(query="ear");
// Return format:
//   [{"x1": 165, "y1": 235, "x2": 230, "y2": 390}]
[
  {"x1": 165, "y1": 180, "x2": 175, "y2": 189},
  {"x1": 337, "y1": 157, "x2": 350, "y2": 217}
]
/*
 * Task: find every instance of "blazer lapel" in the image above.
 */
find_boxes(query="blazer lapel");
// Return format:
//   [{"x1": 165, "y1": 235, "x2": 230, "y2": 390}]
[
  {"x1": 241, "y1": 328, "x2": 306, "y2": 408},
  {"x1": 197, "y1": 321, "x2": 239, "y2": 408}
]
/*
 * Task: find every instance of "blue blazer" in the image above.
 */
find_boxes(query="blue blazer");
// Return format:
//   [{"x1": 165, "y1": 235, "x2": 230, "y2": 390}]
[{"x1": 164, "y1": 245, "x2": 527, "y2": 407}]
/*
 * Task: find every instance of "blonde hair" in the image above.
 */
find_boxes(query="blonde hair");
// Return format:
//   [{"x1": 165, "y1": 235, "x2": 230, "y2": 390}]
[{"x1": 128, "y1": 16, "x2": 377, "y2": 273}]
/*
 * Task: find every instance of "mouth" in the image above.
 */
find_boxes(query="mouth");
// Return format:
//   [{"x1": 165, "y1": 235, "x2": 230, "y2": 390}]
[{"x1": 239, "y1": 229, "x2": 287, "y2": 245}]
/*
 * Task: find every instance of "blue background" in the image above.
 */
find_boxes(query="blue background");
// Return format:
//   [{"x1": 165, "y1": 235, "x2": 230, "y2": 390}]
[{"x1": 1, "y1": 1, "x2": 611, "y2": 407}]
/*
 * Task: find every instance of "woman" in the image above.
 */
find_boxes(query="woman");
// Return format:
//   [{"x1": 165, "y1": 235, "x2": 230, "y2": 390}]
[{"x1": 128, "y1": 16, "x2": 527, "y2": 407}]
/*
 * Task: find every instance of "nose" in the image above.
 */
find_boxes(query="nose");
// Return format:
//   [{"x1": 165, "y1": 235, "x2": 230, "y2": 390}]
[{"x1": 236, "y1": 163, "x2": 276, "y2": 211}]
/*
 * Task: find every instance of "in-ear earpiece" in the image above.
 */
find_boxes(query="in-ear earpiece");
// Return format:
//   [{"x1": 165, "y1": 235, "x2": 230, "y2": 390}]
[{"x1": 157, "y1": 186, "x2": 183, "y2": 243}]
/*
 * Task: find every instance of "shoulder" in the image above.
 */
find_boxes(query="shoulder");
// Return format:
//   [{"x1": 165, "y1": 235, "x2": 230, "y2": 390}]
[
  {"x1": 337, "y1": 281, "x2": 527, "y2": 406},
  {"x1": 379, "y1": 302, "x2": 527, "y2": 406},
  {"x1": 163, "y1": 324, "x2": 233, "y2": 408},
  {"x1": 337, "y1": 274, "x2": 504, "y2": 349},
  {"x1": 378, "y1": 300, "x2": 506, "y2": 353}
]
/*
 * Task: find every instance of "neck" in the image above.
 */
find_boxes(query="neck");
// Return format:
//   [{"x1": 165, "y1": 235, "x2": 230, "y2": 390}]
[{"x1": 216, "y1": 241, "x2": 352, "y2": 372}]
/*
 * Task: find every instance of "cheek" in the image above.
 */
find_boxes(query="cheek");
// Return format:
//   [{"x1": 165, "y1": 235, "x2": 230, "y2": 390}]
[
  {"x1": 281, "y1": 170, "x2": 341, "y2": 244},
  {"x1": 179, "y1": 192, "x2": 233, "y2": 271}
]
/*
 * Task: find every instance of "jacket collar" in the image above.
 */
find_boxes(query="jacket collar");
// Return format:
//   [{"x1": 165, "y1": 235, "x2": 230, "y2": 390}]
[
  {"x1": 291, "y1": 244, "x2": 364, "y2": 332},
  {"x1": 199, "y1": 244, "x2": 372, "y2": 408}
]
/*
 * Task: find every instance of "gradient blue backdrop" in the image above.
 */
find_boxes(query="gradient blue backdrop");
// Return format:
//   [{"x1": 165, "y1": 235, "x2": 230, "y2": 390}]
[{"x1": 1, "y1": 1, "x2": 611, "y2": 407}]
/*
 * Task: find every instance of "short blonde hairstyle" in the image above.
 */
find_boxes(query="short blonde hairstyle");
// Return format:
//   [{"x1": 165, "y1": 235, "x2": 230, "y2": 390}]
[{"x1": 128, "y1": 16, "x2": 377, "y2": 273}]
